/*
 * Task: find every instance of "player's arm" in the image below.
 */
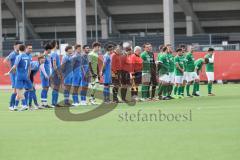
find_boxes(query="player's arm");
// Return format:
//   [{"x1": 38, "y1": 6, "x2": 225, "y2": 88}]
[
  {"x1": 40, "y1": 64, "x2": 49, "y2": 79},
  {"x1": 208, "y1": 54, "x2": 214, "y2": 63},
  {"x1": 3, "y1": 54, "x2": 11, "y2": 68},
  {"x1": 4, "y1": 65, "x2": 16, "y2": 76},
  {"x1": 194, "y1": 66, "x2": 199, "y2": 74},
  {"x1": 101, "y1": 63, "x2": 106, "y2": 76},
  {"x1": 129, "y1": 57, "x2": 134, "y2": 79},
  {"x1": 52, "y1": 55, "x2": 61, "y2": 78},
  {"x1": 52, "y1": 57, "x2": 57, "y2": 71},
  {"x1": 4, "y1": 55, "x2": 20, "y2": 76},
  {"x1": 176, "y1": 63, "x2": 184, "y2": 73},
  {"x1": 28, "y1": 63, "x2": 31, "y2": 79},
  {"x1": 101, "y1": 56, "x2": 107, "y2": 76},
  {"x1": 88, "y1": 57, "x2": 97, "y2": 78},
  {"x1": 175, "y1": 58, "x2": 184, "y2": 73},
  {"x1": 157, "y1": 56, "x2": 168, "y2": 71},
  {"x1": 157, "y1": 60, "x2": 163, "y2": 72},
  {"x1": 61, "y1": 57, "x2": 66, "y2": 69}
]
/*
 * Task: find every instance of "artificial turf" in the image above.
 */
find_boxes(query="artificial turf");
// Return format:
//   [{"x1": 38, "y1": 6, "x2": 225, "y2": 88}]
[{"x1": 0, "y1": 84, "x2": 239, "y2": 160}]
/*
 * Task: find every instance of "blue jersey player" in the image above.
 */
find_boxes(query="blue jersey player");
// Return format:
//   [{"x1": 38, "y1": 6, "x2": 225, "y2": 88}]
[
  {"x1": 28, "y1": 55, "x2": 46, "y2": 110},
  {"x1": 80, "y1": 45, "x2": 91, "y2": 106},
  {"x1": 101, "y1": 44, "x2": 113, "y2": 104},
  {"x1": 5, "y1": 45, "x2": 32, "y2": 111},
  {"x1": 40, "y1": 44, "x2": 52, "y2": 108},
  {"x1": 72, "y1": 45, "x2": 82, "y2": 106},
  {"x1": 50, "y1": 40, "x2": 61, "y2": 107},
  {"x1": 3, "y1": 41, "x2": 22, "y2": 111},
  {"x1": 24, "y1": 44, "x2": 33, "y2": 107},
  {"x1": 62, "y1": 46, "x2": 74, "y2": 106}
]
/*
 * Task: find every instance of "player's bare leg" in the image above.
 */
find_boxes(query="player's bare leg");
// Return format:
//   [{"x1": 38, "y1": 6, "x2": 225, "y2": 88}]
[
  {"x1": 193, "y1": 79, "x2": 200, "y2": 97},
  {"x1": 41, "y1": 87, "x2": 49, "y2": 108},
  {"x1": 186, "y1": 81, "x2": 194, "y2": 97},
  {"x1": 15, "y1": 89, "x2": 28, "y2": 111},
  {"x1": 80, "y1": 86, "x2": 88, "y2": 106},
  {"x1": 208, "y1": 80, "x2": 215, "y2": 96}
]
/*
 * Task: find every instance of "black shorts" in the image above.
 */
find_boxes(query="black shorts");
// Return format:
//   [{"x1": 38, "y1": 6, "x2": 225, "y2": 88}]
[
  {"x1": 30, "y1": 71, "x2": 34, "y2": 83},
  {"x1": 112, "y1": 71, "x2": 121, "y2": 86},
  {"x1": 133, "y1": 72, "x2": 142, "y2": 85},
  {"x1": 121, "y1": 71, "x2": 130, "y2": 85},
  {"x1": 150, "y1": 71, "x2": 158, "y2": 86}
]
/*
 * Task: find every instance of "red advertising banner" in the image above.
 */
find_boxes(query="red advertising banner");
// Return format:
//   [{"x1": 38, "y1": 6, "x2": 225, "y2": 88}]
[{"x1": 1, "y1": 51, "x2": 240, "y2": 85}]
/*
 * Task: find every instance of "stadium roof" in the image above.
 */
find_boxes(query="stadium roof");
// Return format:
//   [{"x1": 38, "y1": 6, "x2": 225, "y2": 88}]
[{"x1": 1, "y1": 0, "x2": 240, "y2": 39}]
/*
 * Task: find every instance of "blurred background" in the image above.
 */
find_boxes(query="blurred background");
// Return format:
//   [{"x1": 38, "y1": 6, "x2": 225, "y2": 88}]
[{"x1": 1, "y1": 0, "x2": 240, "y2": 55}]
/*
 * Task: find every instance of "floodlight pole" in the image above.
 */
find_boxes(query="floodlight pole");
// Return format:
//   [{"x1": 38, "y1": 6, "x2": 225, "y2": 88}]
[
  {"x1": 94, "y1": 0, "x2": 98, "y2": 42},
  {"x1": 22, "y1": 0, "x2": 25, "y2": 44}
]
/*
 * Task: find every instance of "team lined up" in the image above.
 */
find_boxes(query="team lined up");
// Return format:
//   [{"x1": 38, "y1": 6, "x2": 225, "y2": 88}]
[{"x1": 3, "y1": 41, "x2": 215, "y2": 111}]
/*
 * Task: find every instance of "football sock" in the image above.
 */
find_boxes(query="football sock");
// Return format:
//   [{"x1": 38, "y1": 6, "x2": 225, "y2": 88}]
[
  {"x1": 151, "y1": 86, "x2": 156, "y2": 98},
  {"x1": 162, "y1": 86, "x2": 167, "y2": 97},
  {"x1": 196, "y1": 83, "x2": 200, "y2": 92},
  {"x1": 64, "y1": 90, "x2": 70, "y2": 104},
  {"x1": 174, "y1": 86, "x2": 178, "y2": 95},
  {"x1": 28, "y1": 90, "x2": 33, "y2": 106},
  {"x1": 186, "y1": 84, "x2": 190, "y2": 96},
  {"x1": 103, "y1": 87, "x2": 110, "y2": 101},
  {"x1": 113, "y1": 87, "x2": 119, "y2": 101},
  {"x1": 22, "y1": 99, "x2": 27, "y2": 106},
  {"x1": 182, "y1": 86, "x2": 185, "y2": 95},
  {"x1": 32, "y1": 90, "x2": 38, "y2": 106},
  {"x1": 52, "y1": 89, "x2": 59, "y2": 105},
  {"x1": 10, "y1": 93, "x2": 17, "y2": 107},
  {"x1": 81, "y1": 90, "x2": 87, "y2": 101},
  {"x1": 15, "y1": 100, "x2": 19, "y2": 107},
  {"x1": 168, "y1": 85, "x2": 173, "y2": 96},
  {"x1": 142, "y1": 85, "x2": 148, "y2": 99},
  {"x1": 121, "y1": 88, "x2": 127, "y2": 101},
  {"x1": 41, "y1": 90, "x2": 48, "y2": 105},
  {"x1": 208, "y1": 83, "x2": 213, "y2": 94},
  {"x1": 178, "y1": 86, "x2": 182, "y2": 96},
  {"x1": 158, "y1": 84, "x2": 163, "y2": 96},
  {"x1": 72, "y1": 93, "x2": 79, "y2": 104},
  {"x1": 24, "y1": 90, "x2": 29, "y2": 105}
]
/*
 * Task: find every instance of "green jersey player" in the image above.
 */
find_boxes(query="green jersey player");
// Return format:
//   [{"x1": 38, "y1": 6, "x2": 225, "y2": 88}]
[
  {"x1": 166, "y1": 44, "x2": 175, "y2": 99},
  {"x1": 157, "y1": 46, "x2": 170, "y2": 100},
  {"x1": 174, "y1": 48, "x2": 185, "y2": 98},
  {"x1": 193, "y1": 58, "x2": 209, "y2": 96},
  {"x1": 205, "y1": 48, "x2": 215, "y2": 96},
  {"x1": 141, "y1": 44, "x2": 152, "y2": 100},
  {"x1": 180, "y1": 44, "x2": 188, "y2": 96},
  {"x1": 185, "y1": 46, "x2": 196, "y2": 97},
  {"x1": 88, "y1": 42, "x2": 101, "y2": 105},
  {"x1": 141, "y1": 43, "x2": 156, "y2": 101}
]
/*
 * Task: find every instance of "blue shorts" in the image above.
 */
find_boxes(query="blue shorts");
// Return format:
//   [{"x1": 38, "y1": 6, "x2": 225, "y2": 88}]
[
  {"x1": 64, "y1": 73, "x2": 73, "y2": 86},
  {"x1": 15, "y1": 78, "x2": 33, "y2": 90},
  {"x1": 81, "y1": 79, "x2": 89, "y2": 87},
  {"x1": 10, "y1": 73, "x2": 16, "y2": 88},
  {"x1": 103, "y1": 74, "x2": 112, "y2": 84},
  {"x1": 72, "y1": 74, "x2": 81, "y2": 87},
  {"x1": 41, "y1": 76, "x2": 49, "y2": 88},
  {"x1": 50, "y1": 72, "x2": 61, "y2": 87},
  {"x1": 81, "y1": 73, "x2": 89, "y2": 87}
]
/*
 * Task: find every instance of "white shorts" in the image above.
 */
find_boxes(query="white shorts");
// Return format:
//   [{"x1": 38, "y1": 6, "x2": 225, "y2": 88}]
[
  {"x1": 183, "y1": 72, "x2": 187, "y2": 81},
  {"x1": 142, "y1": 72, "x2": 151, "y2": 84},
  {"x1": 175, "y1": 76, "x2": 184, "y2": 84},
  {"x1": 186, "y1": 72, "x2": 199, "y2": 82},
  {"x1": 206, "y1": 72, "x2": 214, "y2": 82},
  {"x1": 159, "y1": 74, "x2": 170, "y2": 83},
  {"x1": 169, "y1": 72, "x2": 175, "y2": 84}
]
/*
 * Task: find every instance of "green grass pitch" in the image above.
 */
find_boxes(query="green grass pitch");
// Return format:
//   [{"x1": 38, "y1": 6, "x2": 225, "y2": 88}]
[{"x1": 0, "y1": 84, "x2": 240, "y2": 160}]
